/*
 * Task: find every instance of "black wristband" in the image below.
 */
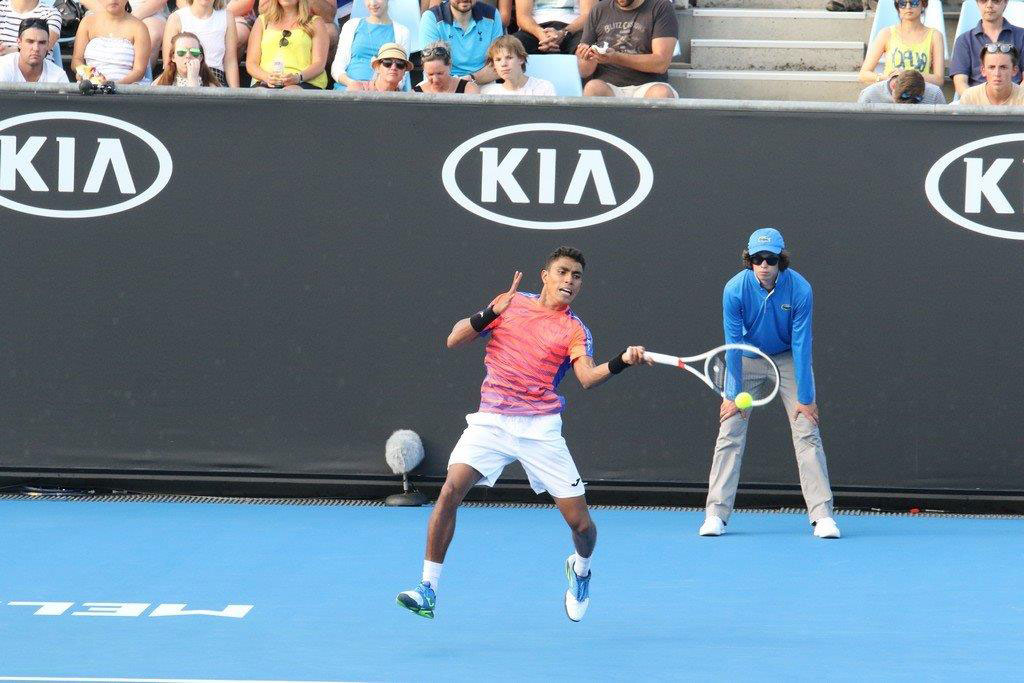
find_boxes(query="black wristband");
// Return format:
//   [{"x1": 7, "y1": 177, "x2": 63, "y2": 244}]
[
  {"x1": 607, "y1": 349, "x2": 630, "y2": 375},
  {"x1": 470, "y1": 306, "x2": 499, "y2": 333}
]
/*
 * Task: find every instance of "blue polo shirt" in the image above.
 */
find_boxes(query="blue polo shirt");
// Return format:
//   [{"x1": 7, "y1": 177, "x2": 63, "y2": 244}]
[
  {"x1": 949, "y1": 19, "x2": 1024, "y2": 86},
  {"x1": 722, "y1": 268, "x2": 816, "y2": 405},
  {"x1": 419, "y1": 1, "x2": 504, "y2": 77}
]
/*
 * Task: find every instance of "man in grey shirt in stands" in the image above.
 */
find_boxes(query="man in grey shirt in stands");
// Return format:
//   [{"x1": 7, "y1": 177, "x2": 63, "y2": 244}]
[{"x1": 857, "y1": 69, "x2": 946, "y2": 104}]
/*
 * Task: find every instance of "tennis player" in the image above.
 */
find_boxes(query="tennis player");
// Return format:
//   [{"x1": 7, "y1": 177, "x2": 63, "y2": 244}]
[
  {"x1": 397, "y1": 246, "x2": 650, "y2": 622},
  {"x1": 699, "y1": 228, "x2": 841, "y2": 539}
]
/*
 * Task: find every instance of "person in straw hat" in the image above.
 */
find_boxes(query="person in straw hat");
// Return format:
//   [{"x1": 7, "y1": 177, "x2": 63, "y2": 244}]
[{"x1": 347, "y1": 41, "x2": 410, "y2": 91}]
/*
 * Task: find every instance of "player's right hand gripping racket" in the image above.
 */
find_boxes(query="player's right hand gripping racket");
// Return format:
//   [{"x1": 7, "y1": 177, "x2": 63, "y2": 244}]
[{"x1": 644, "y1": 344, "x2": 781, "y2": 407}]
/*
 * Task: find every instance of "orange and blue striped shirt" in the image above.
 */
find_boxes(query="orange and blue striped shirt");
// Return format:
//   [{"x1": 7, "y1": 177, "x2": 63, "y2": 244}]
[{"x1": 478, "y1": 292, "x2": 593, "y2": 415}]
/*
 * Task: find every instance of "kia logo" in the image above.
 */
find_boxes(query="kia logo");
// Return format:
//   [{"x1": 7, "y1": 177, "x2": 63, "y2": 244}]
[
  {"x1": 441, "y1": 123, "x2": 653, "y2": 230},
  {"x1": 0, "y1": 111, "x2": 172, "y2": 219},
  {"x1": 925, "y1": 133, "x2": 1024, "y2": 240}
]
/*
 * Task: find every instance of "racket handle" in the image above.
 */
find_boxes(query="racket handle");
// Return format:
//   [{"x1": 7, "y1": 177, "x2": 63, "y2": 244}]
[{"x1": 644, "y1": 352, "x2": 681, "y2": 367}]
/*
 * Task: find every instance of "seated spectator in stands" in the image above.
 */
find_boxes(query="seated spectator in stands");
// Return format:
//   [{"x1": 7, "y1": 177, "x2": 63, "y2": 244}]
[
  {"x1": 513, "y1": 0, "x2": 593, "y2": 55},
  {"x1": 164, "y1": 0, "x2": 239, "y2": 86},
  {"x1": 72, "y1": 0, "x2": 151, "y2": 84},
  {"x1": 859, "y1": 0, "x2": 944, "y2": 87},
  {"x1": 955, "y1": 42, "x2": 1024, "y2": 104},
  {"x1": 0, "y1": 0, "x2": 61, "y2": 55},
  {"x1": 426, "y1": 0, "x2": 512, "y2": 28},
  {"x1": 347, "y1": 40, "x2": 409, "y2": 90},
  {"x1": 575, "y1": 0, "x2": 677, "y2": 98},
  {"x1": 85, "y1": 0, "x2": 168, "y2": 66},
  {"x1": 331, "y1": 0, "x2": 410, "y2": 89},
  {"x1": 247, "y1": 0, "x2": 329, "y2": 88},
  {"x1": 949, "y1": 0, "x2": 1024, "y2": 95},
  {"x1": 857, "y1": 68, "x2": 945, "y2": 103},
  {"x1": 413, "y1": 39, "x2": 480, "y2": 91},
  {"x1": 153, "y1": 30, "x2": 222, "y2": 84},
  {"x1": 480, "y1": 34, "x2": 555, "y2": 94},
  {"x1": 228, "y1": 0, "x2": 256, "y2": 59},
  {"x1": 420, "y1": 0, "x2": 503, "y2": 83},
  {"x1": 0, "y1": 18, "x2": 69, "y2": 81}
]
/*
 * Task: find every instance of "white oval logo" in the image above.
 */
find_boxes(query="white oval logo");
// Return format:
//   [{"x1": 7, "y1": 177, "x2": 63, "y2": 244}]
[
  {"x1": 925, "y1": 133, "x2": 1024, "y2": 240},
  {"x1": 441, "y1": 123, "x2": 653, "y2": 230},
  {"x1": 0, "y1": 111, "x2": 172, "y2": 219}
]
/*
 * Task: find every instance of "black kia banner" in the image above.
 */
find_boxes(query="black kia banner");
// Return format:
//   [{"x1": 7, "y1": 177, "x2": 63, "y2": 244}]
[{"x1": 0, "y1": 91, "x2": 1022, "y2": 499}]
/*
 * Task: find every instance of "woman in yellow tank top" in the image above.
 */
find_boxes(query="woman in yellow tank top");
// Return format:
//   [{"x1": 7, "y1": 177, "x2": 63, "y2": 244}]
[
  {"x1": 246, "y1": 0, "x2": 328, "y2": 89},
  {"x1": 859, "y1": 0, "x2": 945, "y2": 87}
]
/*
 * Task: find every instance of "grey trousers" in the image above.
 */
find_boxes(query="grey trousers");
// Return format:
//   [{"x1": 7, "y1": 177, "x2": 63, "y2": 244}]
[{"x1": 705, "y1": 351, "x2": 834, "y2": 524}]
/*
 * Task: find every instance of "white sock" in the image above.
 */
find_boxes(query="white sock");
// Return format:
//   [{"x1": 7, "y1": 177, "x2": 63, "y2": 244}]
[
  {"x1": 422, "y1": 560, "x2": 443, "y2": 590},
  {"x1": 573, "y1": 552, "x2": 591, "y2": 577}
]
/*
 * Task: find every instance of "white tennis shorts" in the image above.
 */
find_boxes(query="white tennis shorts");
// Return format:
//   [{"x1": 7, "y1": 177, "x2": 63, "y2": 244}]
[{"x1": 448, "y1": 412, "x2": 585, "y2": 499}]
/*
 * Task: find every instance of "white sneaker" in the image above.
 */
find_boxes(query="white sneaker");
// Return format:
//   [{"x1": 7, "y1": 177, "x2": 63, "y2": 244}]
[
  {"x1": 813, "y1": 517, "x2": 841, "y2": 539},
  {"x1": 699, "y1": 514, "x2": 725, "y2": 536}
]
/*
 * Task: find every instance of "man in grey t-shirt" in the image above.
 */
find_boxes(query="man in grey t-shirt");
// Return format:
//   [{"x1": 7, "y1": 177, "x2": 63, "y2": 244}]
[
  {"x1": 857, "y1": 69, "x2": 946, "y2": 104},
  {"x1": 575, "y1": 0, "x2": 678, "y2": 98}
]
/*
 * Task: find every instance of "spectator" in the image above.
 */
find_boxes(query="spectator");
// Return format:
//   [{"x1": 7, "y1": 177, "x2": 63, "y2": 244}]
[
  {"x1": 331, "y1": 0, "x2": 410, "y2": 89},
  {"x1": 0, "y1": 18, "x2": 68, "y2": 81},
  {"x1": 479, "y1": 34, "x2": 554, "y2": 94},
  {"x1": 228, "y1": 0, "x2": 255, "y2": 59},
  {"x1": 0, "y1": 0, "x2": 61, "y2": 55},
  {"x1": 513, "y1": 0, "x2": 593, "y2": 55},
  {"x1": 72, "y1": 0, "x2": 151, "y2": 84},
  {"x1": 950, "y1": 0, "x2": 1024, "y2": 95},
  {"x1": 575, "y1": 0, "x2": 677, "y2": 98},
  {"x1": 247, "y1": 0, "x2": 329, "y2": 89},
  {"x1": 413, "y1": 39, "x2": 479, "y2": 92},
  {"x1": 129, "y1": 0, "x2": 169, "y2": 66},
  {"x1": 347, "y1": 40, "x2": 409, "y2": 90},
  {"x1": 164, "y1": 0, "x2": 239, "y2": 86},
  {"x1": 857, "y1": 68, "x2": 946, "y2": 103},
  {"x1": 956, "y1": 42, "x2": 1024, "y2": 104},
  {"x1": 153, "y1": 30, "x2": 222, "y2": 84},
  {"x1": 859, "y1": 0, "x2": 944, "y2": 87},
  {"x1": 420, "y1": 0, "x2": 503, "y2": 82},
  {"x1": 426, "y1": 0, "x2": 512, "y2": 28}
]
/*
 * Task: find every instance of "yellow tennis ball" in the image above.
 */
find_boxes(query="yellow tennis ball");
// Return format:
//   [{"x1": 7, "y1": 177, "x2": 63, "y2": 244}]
[{"x1": 734, "y1": 392, "x2": 753, "y2": 410}]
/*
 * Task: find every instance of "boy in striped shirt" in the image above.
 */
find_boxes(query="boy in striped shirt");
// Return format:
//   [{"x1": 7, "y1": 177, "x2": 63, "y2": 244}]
[{"x1": 397, "y1": 246, "x2": 649, "y2": 622}]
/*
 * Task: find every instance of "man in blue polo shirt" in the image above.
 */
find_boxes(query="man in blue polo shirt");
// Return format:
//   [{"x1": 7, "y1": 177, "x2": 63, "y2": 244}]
[
  {"x1": 420, "y1": 0, "x2": 504, "y2": 82},
  {"x1": 950, "y1": 0, "x2": 1024, "y2": 95},
  {"x1": 698, "y1": 228, "x2": 840, "y2": 540}
]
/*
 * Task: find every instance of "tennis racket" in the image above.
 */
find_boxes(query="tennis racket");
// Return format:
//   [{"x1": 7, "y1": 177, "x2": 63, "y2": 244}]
[{"x1": 643, "y1": 344, "x2": 780, "y2": 407}]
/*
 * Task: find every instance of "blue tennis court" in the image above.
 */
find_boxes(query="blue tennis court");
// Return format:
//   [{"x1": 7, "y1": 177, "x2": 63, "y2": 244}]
[{"x1": 1, "y1": 497, "x2": 1020, "y2": 681}]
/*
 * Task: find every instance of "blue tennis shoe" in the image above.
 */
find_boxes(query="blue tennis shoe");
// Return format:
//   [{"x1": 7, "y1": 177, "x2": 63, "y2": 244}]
[
  {"x1": 397, "y1": 581, "x2": 436, "y2": 619},
  {"x1": 564, "y1": 556, "x2": 591, "y2": 622}
]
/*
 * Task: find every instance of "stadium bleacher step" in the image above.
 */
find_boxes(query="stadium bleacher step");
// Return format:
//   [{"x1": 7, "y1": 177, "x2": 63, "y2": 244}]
[
  {"x1": 690, "y1": 38, "x2": 865, "y2": 70},
  {"x1": 670, "y1": 68, "x2": 865, "y2": 101},
  {"x1": 681, "y1": 8, "x2": 873, "y2": 42}
]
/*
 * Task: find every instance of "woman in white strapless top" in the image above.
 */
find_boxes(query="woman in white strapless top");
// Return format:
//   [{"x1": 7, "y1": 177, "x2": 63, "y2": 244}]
[{"x1": 72, "y1": 0, "x2": 151, "y2": 83}]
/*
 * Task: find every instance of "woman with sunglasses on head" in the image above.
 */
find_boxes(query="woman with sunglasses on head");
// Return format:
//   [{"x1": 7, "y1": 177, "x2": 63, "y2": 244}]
[
  {"x1": 330, "y1": 0, "x2": 409, "y2": 90},
  {"x1": 347, "y1": 41, "x2": 408, "y2": 91},
  {"x1": 163, "y1": 0, "x2": 239, "y2": 86},
  {"x1": 413, "y1": 40, "x2": 479, "y2": 93},
  {"x1": 72, "y1": 0, "x2": 151, "y2": 84},
  {"x1": 247, "y1": 0, "x2": 328, "y2": 89},
  {"x1": 859, "y1": 0, "x2": 944, "y2": 87},
  {"x1": 153, "y1": 30, "x2": 222, "y2": 85},
  {"x1": 479, "y1": 35, "x2": 555, "y2": 96}
]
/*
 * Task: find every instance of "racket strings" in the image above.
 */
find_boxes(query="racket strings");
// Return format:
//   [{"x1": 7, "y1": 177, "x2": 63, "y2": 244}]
[{"x1": 709, "y1": 352, "x2": 777, "y2": 401}]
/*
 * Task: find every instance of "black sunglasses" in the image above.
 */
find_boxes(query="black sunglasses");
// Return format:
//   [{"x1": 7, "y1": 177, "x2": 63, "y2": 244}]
[
  {"x1": 379, "y1": 58, "x2": 408, "y2": 69},
  {"x1": 279, "y1": 29, "x2": 291, "y2": 48},
  {"x1": 894, "y1": 0, "x2": 922, "y2": 7},
  {"x1": 750, "y1": 254, "x2": 780, "y2": 266},
  {"x1": 898, "y1": 90, "x2": 924, "y2": 103},
  {"x1": 421, "y1": 45, "x2": 450, "y2": 60}
]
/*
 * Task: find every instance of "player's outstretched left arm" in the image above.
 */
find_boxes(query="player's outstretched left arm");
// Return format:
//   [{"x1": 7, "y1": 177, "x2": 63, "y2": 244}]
[
  {"x1": 573, "y1": 345, "x2": 651, "y2": 389},
  {"x1": 446, "y1": 271, "x2": 522, "y2": 349}
]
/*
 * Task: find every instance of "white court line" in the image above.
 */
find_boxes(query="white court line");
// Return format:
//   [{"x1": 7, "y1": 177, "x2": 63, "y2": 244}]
[{"x1": 0, "y1": 678, "x2": 358, "y2": 683}]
